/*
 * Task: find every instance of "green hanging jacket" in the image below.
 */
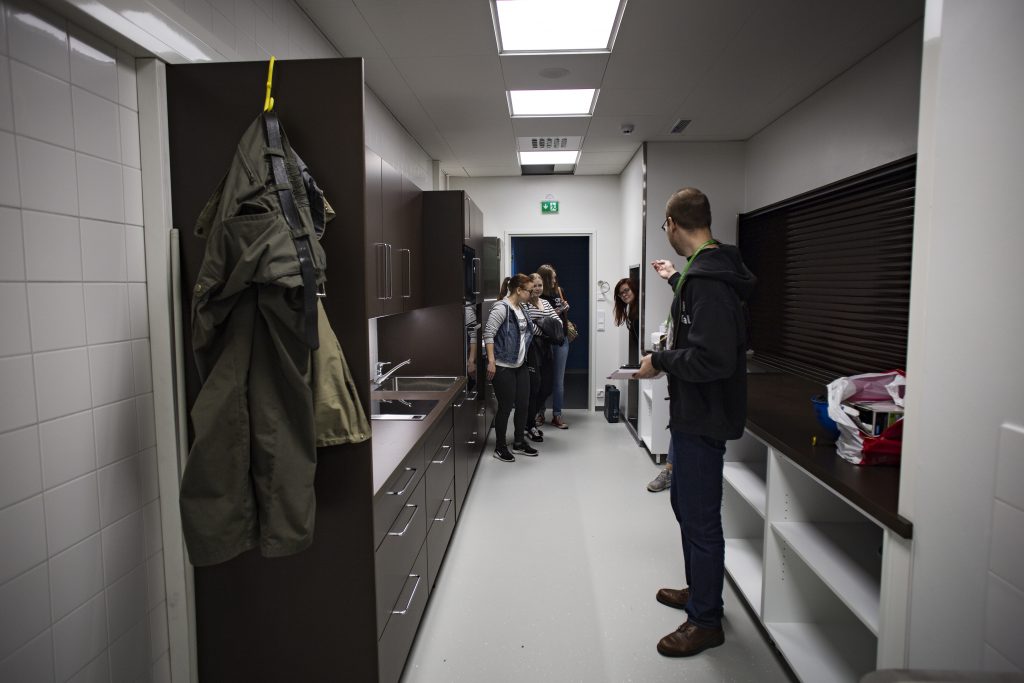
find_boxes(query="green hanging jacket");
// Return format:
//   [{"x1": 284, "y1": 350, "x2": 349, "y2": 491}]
[{"x1": 181, "y1": 112, "x2": 368, "y2": 567}]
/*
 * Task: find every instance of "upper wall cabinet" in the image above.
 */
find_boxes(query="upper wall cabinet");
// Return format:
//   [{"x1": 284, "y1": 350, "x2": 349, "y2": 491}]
[
  {"x1": 366, "y1": 152, "x2": 424, "y2": 316},
  {"x1": 422, "y1": 190, "x2": 484, "y2": 307}
]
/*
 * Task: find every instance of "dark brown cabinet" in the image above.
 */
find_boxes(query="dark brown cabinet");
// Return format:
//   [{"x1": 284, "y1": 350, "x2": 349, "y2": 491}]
[
  {"x1": 453, "y1": 388, "x2": 483, "y2": 520},
  {"x1": 366, "y1": 152, "x2": 424, "y2": 317},
  {"x1": 422, "y1": 190, "x2": 484, "y2": 307},
  {"x1": 169, "y1": 58, "x2": 379, "y2": 682}
]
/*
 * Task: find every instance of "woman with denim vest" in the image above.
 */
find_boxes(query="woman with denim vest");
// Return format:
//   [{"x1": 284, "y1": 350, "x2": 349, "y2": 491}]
[{"x1": 484, "y1": 274, "x2": 541, "y2": 462}]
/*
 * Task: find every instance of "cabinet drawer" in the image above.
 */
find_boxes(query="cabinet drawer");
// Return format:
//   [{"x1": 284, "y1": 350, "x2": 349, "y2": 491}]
[
  {"x1": 423, "y1": 413, "x2": 453, "y2": 460},
  {"x1": 375, "y1": 477, "x2": 427, "y2": 638},
  {"x1": 378, "y1": 543, "x2": 429, "y2": 683},
  {"x1": 427, "y1": 480, "x2": 456, "y2": 589},
  {"x1": 425, "y1": 430, "x2": 454, "y2": 526},
  {"x1": 373, "y1": 445, "x2": 425, "y2": 549}
]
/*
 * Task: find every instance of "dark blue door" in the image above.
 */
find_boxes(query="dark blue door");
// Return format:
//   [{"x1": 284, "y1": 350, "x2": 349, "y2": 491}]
[{"x1": 510, "y1": 235, "x2": 589, "y2": 409}]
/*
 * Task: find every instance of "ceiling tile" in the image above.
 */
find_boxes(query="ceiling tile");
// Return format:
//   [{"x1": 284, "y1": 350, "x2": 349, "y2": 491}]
[
  {"x1": 352, "y1": 0, "x2": 497, "y2": 57},
  {"x1": 511, "y1": 117, "x2": 591, "y2": 138},
  {"x1": 594, "y1": 88, "x2": 678, "y2": 118},
  {"x1": 301, "y1": 0, "x2": 924, "y2": 179},
  {"x1": 578, "y1": 150, "x2": 634, "y2": 166},
  {"x1": 297, "y1": 0, "x2": 386, "y2": 59},
  {"x1": 587, "y1": 115, "x2": 674, "y2": 144},
  {"x1": 463, "y1": 163, "x2": 521, "y2": 177},
  {"x1": 498, "y1": 53, "x2": 609, "y2": 90},
  {"x1": 574, "y1": 165, "x2": 624, "y2": 176}
]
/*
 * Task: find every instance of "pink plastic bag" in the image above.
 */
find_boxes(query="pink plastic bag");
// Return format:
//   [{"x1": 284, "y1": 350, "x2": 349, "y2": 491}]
[{"x1": 826, "y1": 371, "x2": 906, "y2": 465}]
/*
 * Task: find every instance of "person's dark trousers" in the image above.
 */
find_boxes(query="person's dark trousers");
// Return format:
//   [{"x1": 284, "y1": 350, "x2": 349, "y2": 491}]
[
  {"x1": 668, "y1": 430, "x2": 727, "y2": 629},
  {"x1": 526, "y1": 366, "x2": 541, "y2": 428},
  {"x1": 492, "y1": 364, "x2": 530, "y2": 447},
  {"x1": 534, "y1": 359, "x2": 553, "y2": 417}
]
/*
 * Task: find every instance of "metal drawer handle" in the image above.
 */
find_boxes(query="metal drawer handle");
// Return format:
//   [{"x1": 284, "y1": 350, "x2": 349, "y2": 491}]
[
  {"x1": 432, "y1": 444, "x2": 452, "y2": 465},
  {"x1": 392, "y1": 574, "x2": 422, "y2": 616},
  {"x1": 434, "y1": 497, "x2": 453, "y2": 523},
  {"x1": 466, "y1": 440, "x2": 476, "y2": 446},
  {"x1": 387, "y1": 467, "x2": 416, "y2": 497},
  {"x1": 388, "y1": 504, "x2": 418, "y2": 537},
  {"x1": 375, "y1": 243, "x2": 387, "y2": 300},
  {"x1": 399, "y1": 248, "x2": 411, "y2": 298}
]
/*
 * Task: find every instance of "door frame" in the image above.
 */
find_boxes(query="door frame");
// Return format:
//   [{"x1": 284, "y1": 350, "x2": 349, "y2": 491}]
[{"x1": 505, "y1": 231, "x2": 595, "y2": 411}]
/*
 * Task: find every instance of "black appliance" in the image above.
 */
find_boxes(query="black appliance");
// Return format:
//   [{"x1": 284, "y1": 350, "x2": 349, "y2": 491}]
[
  {"x1": 463, "y1": 243, "x2": 480, "y2": 301},
  {"x1": 604, "y1": 384, "x2": 620, "y2": 422},
  {"x1": 479, "y1": 236, "x2": 502, "y2": 299}
]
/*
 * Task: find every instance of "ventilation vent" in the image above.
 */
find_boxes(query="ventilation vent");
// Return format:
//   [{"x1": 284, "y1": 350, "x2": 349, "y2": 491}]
[
  {"x1": 516, "y1": 136, "x2": 583, "y2": 152},
  {"x1": 669, "y1": 119, "x2": 692, "y2": 134},
  {"x1": 534, "y1": 137, "x2": 566, "y2": 149}
]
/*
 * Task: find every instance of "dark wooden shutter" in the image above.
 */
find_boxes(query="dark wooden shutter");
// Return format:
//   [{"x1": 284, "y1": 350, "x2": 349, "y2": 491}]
[{"x1": 738, "y1": 156, "x2": 916, "y2": 384}]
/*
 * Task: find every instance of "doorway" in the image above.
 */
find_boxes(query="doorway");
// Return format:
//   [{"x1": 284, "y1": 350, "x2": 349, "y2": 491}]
[
  {"x1": 510, "y1": 235, "x2": 590, "y2": 410},
  {"x1": 626, "y1": 263, "x2": 641, "y2": 432}
]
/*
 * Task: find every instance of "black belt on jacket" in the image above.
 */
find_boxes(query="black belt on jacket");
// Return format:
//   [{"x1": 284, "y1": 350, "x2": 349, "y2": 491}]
[{"x1": 263, "y1": 111, "x2": 319, "y2": 350}]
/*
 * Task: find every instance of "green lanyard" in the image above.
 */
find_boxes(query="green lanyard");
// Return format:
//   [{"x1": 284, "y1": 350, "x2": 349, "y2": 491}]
[
  {"x1": 664, "y1": 239, "x2": 716, "y2": 347},
  {"x1": 672, "y1": 239, "x2": 717, "y2": 296}
]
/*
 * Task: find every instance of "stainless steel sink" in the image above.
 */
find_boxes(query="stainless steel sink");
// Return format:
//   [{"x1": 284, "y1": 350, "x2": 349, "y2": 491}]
[
  {"x1": 373, "y1": 375, "x2": 458, "y2": 392},
  {"x1": 370, "y1": 398, "x2": 438, "y2": 421}
]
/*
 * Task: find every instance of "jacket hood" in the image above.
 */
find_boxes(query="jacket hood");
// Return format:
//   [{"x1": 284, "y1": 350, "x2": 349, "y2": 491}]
[{"x1": 687, "y1": 243, "x2": 756, "y2": 301}]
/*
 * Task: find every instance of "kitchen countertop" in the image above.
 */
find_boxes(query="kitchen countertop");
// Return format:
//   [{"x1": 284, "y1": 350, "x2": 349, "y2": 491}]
[
  {"x1": 746, "y1": 371, "x2": 913, "y2": 538},
  {"x1": 369, "y1": 377, "x2": 467, "y2": 495}
]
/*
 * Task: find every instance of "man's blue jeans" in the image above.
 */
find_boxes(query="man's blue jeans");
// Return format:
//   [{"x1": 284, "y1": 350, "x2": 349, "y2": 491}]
[{"x1": 668, "y1": 430, "x2": 727, "y2": 629}]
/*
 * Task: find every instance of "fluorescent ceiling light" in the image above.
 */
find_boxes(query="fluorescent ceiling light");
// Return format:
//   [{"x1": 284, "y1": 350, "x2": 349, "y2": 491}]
[
  {"x1": 519, "y1": 151, "x2": 580, "y2": 165},
  {"x1": 496, "y1": 0, "x2": 624, "y2": 53},
  {"x1": 509, "y1": 89, "x2": 597, "y2": 117}
]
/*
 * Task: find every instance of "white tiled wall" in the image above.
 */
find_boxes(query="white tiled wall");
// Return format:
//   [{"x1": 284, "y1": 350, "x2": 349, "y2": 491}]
[
  {"x1": 985, "y1": 423, "x2": 1024, "y2": 673},
  {"x1": 0, "y1": 1, "x2": 168, "y2": 680}
]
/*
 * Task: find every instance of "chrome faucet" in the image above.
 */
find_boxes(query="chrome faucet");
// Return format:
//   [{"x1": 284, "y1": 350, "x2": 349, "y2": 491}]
[{"x1": 373, "y1": 359, "x2": 412, "y2": 387}]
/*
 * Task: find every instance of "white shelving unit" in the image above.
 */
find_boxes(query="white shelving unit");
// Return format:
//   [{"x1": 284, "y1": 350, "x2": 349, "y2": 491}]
[
  {"x1": 636, "y1": 377, "x2": 669, "y2": 461},
  {"x1": 721, "y1": 430, "x2": 904, "y2": 682}
]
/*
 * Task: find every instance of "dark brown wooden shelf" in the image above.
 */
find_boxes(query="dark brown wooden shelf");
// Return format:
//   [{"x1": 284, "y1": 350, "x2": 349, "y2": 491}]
[{"x1": 746, "y1": 371, "x2": 913, "y2": 538}]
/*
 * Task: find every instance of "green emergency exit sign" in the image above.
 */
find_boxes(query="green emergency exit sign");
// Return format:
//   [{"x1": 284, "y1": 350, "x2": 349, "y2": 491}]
[{"x1": 541, "y1": 200, "x2": 559, "y2": 214}]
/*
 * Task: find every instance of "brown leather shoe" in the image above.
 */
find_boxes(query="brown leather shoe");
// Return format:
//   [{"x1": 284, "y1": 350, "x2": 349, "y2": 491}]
[
  {"x1": 551, "y1": 415, "x2": 568, "y2": 429},
  {"x1": 657, "y1": 621, "x2": 725, "y2": 657},
  {"x1": 656, "y1": 587, "x2": 690, "y2": 610}
]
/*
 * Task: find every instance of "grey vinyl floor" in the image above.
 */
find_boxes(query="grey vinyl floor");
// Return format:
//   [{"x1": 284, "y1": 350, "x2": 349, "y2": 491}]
[{"x1": 401, "y1": 409, "x2": 796, "y2": 683}]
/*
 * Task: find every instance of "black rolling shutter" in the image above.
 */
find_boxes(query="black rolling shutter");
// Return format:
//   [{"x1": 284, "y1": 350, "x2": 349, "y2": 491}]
[{"x1": 738, "y1": 156, "x2": 916, "y2": 384}]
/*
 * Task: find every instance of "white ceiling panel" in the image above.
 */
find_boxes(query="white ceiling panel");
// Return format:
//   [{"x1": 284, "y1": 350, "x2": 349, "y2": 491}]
[
  {"x1": 298, "y1": 0, "x2": 385, "y2": 59},
  {"x1": 595, "y1": 88, "x2": 680, "y2": 118},
  {"x1": 301, "y1": 0, "x2": 923, "y2": 177},
  {"x1": 462, "y1": 163, "x2": 521, "y2": 177},
  {"x1": 445, "y1": 131, "x2": 517, "y2": 161},
  {"x1": 352, "y1": 0, "x2": 497, "y2": 58},
  {"x1": 511, "y1": 117, "x2": 591, "y2": 138},
  {"x1": 578, "y1": 150, "x2": 635, "y2": 166},
  {"x1": 587, "y1": 115, "x2": 677, "y2": 143},
  {"x1": 575, "y1": 164, "x2": 627, "y2": 176},
  {"x1": 498, "y1": 52, "x2": 609, "y2": 90}
]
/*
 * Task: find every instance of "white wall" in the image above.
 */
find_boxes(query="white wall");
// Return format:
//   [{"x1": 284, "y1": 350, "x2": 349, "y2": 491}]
[
  {"x1": 0, "y1": 1, "x2": 431, "y2": 681},
  {"x1": 0, "y1": 1, "x2": 166, "y2": 680},
  {"x1": 744, "y1": 20, "x2": 922, "y2": 211},
  {"x1": 901, "y1": 0, "x2": 1024, "y2": 671},
  {"x1": 616, "y1": 146, "x2": 644, "y2": 370},
  {"x1": 641, "y1": 142, "x2": 746, "y2": 345},
  {"x1": 450, "y1": 175, "x2": 623, "y2": 408}
]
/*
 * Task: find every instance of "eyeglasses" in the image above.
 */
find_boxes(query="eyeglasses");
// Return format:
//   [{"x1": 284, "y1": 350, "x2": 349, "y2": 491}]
[{"x1": 660, "y1": 217, "x2": 668, "y2": 232}]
